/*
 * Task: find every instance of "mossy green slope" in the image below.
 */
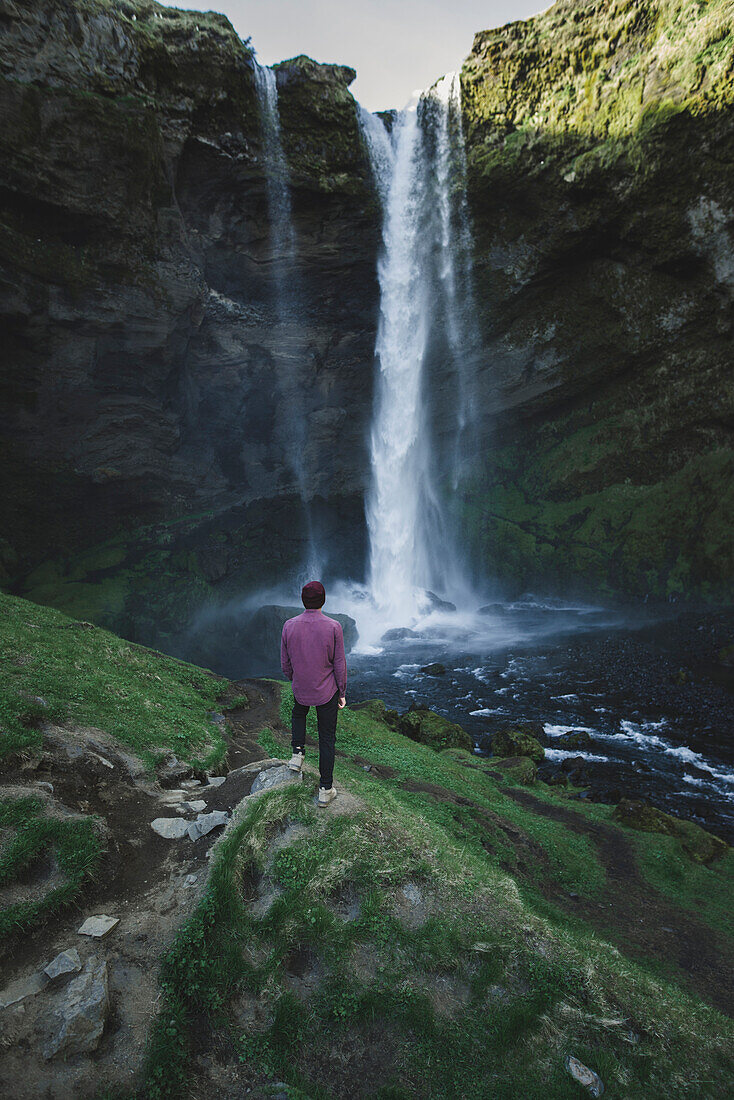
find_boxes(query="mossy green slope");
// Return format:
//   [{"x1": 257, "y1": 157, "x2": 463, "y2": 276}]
[
  {"x1": 0, "y1": 591, "x2": 732, "y2": 1095},
  {"x1": 0, "y1": 589, "x2": 227, "y2": 768},
  {"x1": 142, "y1": 684, "x2": 734, "y2": 1099}
]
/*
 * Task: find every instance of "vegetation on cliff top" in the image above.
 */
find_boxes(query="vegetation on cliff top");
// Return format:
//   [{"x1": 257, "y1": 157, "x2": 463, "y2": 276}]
[
  {"x1": 462, "y1": 0, "x2": 734, "y2": 156},
  {"x1": 456, "y1": 0, "x2": 734, "y2": 604}
]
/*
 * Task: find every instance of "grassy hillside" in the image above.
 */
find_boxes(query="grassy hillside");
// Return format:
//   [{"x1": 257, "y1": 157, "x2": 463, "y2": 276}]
[
  {"x1": 144, "y1": 702, "x2": 734, "y2": 1097},
  {"x1": 0, "y1": 590, "x2": 227, "y2": 768},
  {"x1": 0, "y1": 592, "x2": 732, "y2": 1098},
  {"x1": 0, "y1": 590, "x2": 232, "y2": 948}
]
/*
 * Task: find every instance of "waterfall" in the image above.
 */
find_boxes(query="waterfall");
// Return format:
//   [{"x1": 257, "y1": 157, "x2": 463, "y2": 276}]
[
  {"x1": 359, "y1": 76, "x2": 478, "y2": 625},
  {"x1": 253, "y1": 63, "x2": 296, "y2": 289},
  {"x1": 253, "y1": 62, "x2": 320, "y2": 575},
  {"x1": 429, "y1": 73, "x2": 480, "y2": 491}
]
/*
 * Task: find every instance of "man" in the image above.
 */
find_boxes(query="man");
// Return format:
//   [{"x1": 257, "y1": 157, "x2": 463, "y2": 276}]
[{"x1": 280, "y1": 580, "x2": 346, "y2": 806}]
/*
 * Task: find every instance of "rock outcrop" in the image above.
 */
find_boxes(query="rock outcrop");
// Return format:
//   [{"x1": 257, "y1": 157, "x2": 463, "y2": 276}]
[
  {"x1": 460, "y1": 0, "x2": 734, "y2": 601},
  {"x1": 0, "y1": 0, "x2": 378, "y2": 645}
]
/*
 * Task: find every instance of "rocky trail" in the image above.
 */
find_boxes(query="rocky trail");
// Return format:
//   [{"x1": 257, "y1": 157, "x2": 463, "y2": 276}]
[{"x1": 0, "y1": 678, "x2": 300, "y2": 1098}]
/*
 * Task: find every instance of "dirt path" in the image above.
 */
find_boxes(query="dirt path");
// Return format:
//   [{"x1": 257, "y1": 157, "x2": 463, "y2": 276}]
[
  {"x1": 504, "y1": 788, "x2": 734, "y2": 1016},
  {"x1": 393, "y1": 773, "x2": 733, "y2": 1016},
  {"x1": 0, "y1": 678, "x2": 286, "y2": 1099}
]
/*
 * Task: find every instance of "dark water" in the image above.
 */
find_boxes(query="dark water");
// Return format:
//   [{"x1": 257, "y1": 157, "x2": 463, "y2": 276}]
[{"x1": 343, "y1": 603, "x2": 734, "y2": 842}]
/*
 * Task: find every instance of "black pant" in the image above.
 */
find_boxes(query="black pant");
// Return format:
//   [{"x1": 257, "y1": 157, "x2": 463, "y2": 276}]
[{"x1": 291, "y1": 690, "x2": 339, "y2": 789}]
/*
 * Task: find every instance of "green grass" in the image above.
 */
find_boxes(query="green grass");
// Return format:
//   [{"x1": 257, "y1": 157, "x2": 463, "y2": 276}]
[
  {"x1": 0, "y1": 795, "x2": 104, "y2": 944},
  {"x1": 141, "y1": 685, "x2": 734, "y2": 1099},
  {"x1": 629, "y1": 831, "x2": 734, "y2": 936},
  {"x1": 0, "y1": 591, "x2": 227, "y2": 770},
  {"x1": 279, "y1": 690, "x2": 606, "y2": 902}
]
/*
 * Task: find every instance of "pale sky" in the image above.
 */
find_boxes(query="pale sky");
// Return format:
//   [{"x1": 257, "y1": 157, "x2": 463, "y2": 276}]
[{"x1": 158, "y1": 1, "x2": 545, "y2": 111}]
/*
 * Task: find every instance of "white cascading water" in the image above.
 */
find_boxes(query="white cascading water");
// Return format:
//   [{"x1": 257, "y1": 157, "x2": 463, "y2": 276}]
[
  {"x1": 253, "y1": 63, "x2": 296, "y2": 285},
  {"x1": 357, "y1": 76, "x2": 478, "y2": 635},
  {"x1": 430, "y1": 73, "x2": 480, "y2": 490},
  {"x1": 253, "y1": 62, "x2": 320, "y2": 576},
  {"x1": 365, "y1": 99, "x2": 435, "y2": 625}
]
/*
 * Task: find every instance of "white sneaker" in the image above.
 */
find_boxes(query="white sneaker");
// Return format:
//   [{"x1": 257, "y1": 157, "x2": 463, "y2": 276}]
[
  {"x1": 288, "y1": 751, "x2": 304, "y2": 772},
  {"x1": 318, "y1": 785, "x2": 337, "y2": 807}
]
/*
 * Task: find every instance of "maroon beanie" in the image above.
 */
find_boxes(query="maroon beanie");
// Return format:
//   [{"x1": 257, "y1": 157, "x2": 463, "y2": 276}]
[{"x1": 301, "y1": 581, "x2": 325, "y2": 609}]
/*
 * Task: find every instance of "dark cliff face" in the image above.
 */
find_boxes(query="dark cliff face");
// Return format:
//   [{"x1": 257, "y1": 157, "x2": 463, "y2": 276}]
[
  {"x1": 459, "y1": 0, "x2": 734, "y2": 601},
  {"x1": 1, "y1": 0, "x2": 732, "y2": 640},
  {"x1": 0, "y1": 0, "x2": 379, "y2": 640}
]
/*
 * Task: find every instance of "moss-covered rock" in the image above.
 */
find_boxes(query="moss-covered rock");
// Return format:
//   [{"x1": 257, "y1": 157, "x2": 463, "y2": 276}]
[
  {"x1": 492, "y1": 724, "x2": 546, "y2": 763},
  {"x1": 558, "y1": 730, "x2": 592, "y2": 750},
  {"x1": 613, "y1": 798, "x2": 728, "y2": 863},
  {"x1": 351, "y1": 699, "x2": 390, "y2": 723},
  {"x1": 490, "y1": 755, "x2": 538, "y2": 785},
  {"x1": 391, "y1": 706, "x2": 473, "y2": 753}
]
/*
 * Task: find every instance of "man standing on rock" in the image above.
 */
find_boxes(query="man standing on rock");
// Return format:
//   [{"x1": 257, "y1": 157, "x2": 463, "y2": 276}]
[{"x1": 281, "y1": 581, "x2": 346, "y2": 806}]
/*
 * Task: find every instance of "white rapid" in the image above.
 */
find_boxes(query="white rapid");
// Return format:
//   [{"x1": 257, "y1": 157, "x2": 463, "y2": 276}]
[
  {"x1": 357, "y1": 75, "x2": 478, "y2": 639},
  {"x1": 253, "y1": 62, "x2": 320, "y2": 576}
]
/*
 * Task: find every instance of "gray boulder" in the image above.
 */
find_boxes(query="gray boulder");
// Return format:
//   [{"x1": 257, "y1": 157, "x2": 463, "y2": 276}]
[
  {"x1": 43, "y1": 948, "x2": 82, "y2": 983},
  {"x1": 251, "y1": 765, "x2": 302, "y2": 795},
  {"x1": 43, "y1": 957, "x2": 109, "y2": 1059},
  {"x1": 187, "y1": 810, "x2": 229, "y2": 841},
  {"x1": 381, "y1": 627, "x2": 419, "y2": 642},
  {"x1": 151, "y1": 817, "x2": 190, "y2": 840}
]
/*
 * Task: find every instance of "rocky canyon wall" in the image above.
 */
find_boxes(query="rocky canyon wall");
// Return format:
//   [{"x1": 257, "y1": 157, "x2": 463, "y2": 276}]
[
  {"x1": 0, "y1": 0, "x2": 379, "y2": 645},
  {"x1": 460, "y1": 0, "x2": 734, "y2": 601},
  {"x1": 0, "y1": 0, "x2": 732, "y2": 648}
]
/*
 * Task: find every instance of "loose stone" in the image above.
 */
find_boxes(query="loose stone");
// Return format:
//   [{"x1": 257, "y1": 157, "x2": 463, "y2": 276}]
[
  {"x1": 250, "y1": 764, "x2": 301, "y2": 794},
  {"x1": 44, "y1": 948, "x2": 82, "y2": 982},
  {"x1": 0, "y1": 973, "x2": 46, "y2": 1009},
  {"x1": 43, "y1": 957, "x2": 109, "y2": 1059},
  {"x1": 151, "y1": 817, "x2": 190, "y2": 839},
  {"x1": 187, "y1": 810, "x2": 229, "y2": 841},
  {"x1": 565, "y1": 1055, "x2": 604, "y2": 1096},
  {"x1": 78, "y1": 915, "x2": 120, "y2": 939}
]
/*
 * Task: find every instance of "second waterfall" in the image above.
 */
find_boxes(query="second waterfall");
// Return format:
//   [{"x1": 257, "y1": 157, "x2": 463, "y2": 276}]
[{"x1": 360, "y1": 75, "x2": 478, "y2": 625}]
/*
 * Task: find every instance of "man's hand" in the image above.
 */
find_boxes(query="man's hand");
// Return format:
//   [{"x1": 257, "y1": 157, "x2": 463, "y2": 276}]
[{"x1": 338, "y1": 696, "x2": 346, "y2": 709}]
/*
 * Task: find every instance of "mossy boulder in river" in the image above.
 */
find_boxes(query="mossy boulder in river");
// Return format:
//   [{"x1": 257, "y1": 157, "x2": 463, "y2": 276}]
[
  {"x1": 492, "y1": 724, "x2": 546, "y2": 763},
  {"x1": 489, "y1": 755, "x2": 538, "y2": 785},
  {"x1": 354, "y1": 699, "x2": 473, "y2": 753},
  {"x1": 613, "y1": 798, "x2": 728, "y2": 864},
  {"x1": 558, "y1": 730, "x2": 592, "y2": 750}
]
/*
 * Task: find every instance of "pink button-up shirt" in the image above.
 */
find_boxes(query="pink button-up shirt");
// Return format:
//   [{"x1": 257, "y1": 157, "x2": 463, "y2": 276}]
[{"x1": 280, "y1": 609, "x2": 347, "y2": 706}]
